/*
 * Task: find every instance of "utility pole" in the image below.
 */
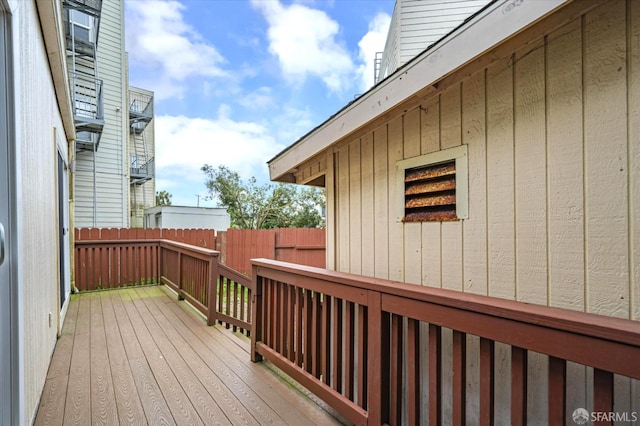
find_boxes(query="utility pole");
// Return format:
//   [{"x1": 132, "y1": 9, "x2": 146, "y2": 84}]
[{"x1": 195, "y1": 194, "x2": 201, "y2": 207}]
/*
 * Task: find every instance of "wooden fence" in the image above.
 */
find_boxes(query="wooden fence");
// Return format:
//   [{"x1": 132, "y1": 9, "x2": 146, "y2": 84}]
[
  {"x1": 250, "y1": 259, "x2": 640, "y2": 425},
  {"x1": 75, "y1": 227, "x2": 326, "y2": 278},
  {"x1": 216, "y1": 228, "x2": 325, "y2": 275}
]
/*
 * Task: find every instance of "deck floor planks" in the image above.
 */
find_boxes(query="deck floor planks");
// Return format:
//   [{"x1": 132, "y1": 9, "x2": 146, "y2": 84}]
[
  {"x1": 100, "y1": 291, "x2": 148, "y2": 425},
  {"x1": 118, "y1": 290, "x2": 205, "y2": 426},
  {"x1": 126, "y1": 288, "x2": 235, "y2": 425},
  {"x1": 89, "y1": 294, "x2": 119, "y2": 425},
  {"x1": 153, "y1": 286, "x2": 342, "y2": 426},
  {"x1": 35, "y1": 286, "x2": 344, "y2": 425},
  {"x1": 141, "y1": 287, "x2": 288, "y2": 425},
  {"x1": 134, "y1": 287, "x2": 261, "y2": 426},
  {"x1": 62, "y1": 294, "x2": 91, "y2": 426},
  {"x1": 34, "y1": 294, "x2": 80, "y2": 426},
  {"x1": 109, "y1": 291, "x2": 175, "y2": 425}
]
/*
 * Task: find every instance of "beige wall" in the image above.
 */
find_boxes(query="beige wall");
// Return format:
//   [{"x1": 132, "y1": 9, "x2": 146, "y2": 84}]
[
  {"x1": 324, "y1": 1, "x2": 639, "y2": 419},
  {"x1": 14, "y1": 0, "x2": 71, "y2": 422},
  {"x1": 331, "y1": 0, "x2": 638, "y2": 319}
]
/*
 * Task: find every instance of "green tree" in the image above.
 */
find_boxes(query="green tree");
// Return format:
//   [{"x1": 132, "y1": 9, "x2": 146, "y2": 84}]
[
  {"x1": 201, "y1": 164, "x2": 325, "y2": 229},
  {"x1": 155, "y1": 190, "x2": 172, "y2": 206}
]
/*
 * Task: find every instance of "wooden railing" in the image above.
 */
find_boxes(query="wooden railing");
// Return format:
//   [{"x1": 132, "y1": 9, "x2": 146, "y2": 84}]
[
  {"x1": 75, "y1": 239, "x2": 161, "y2": 290},
  {"x1": 75, "y1": 238, "x2": 252, "y2": 332},
  {"x1": 250, "y1": 259, "x2": 640, "y2": 425}
]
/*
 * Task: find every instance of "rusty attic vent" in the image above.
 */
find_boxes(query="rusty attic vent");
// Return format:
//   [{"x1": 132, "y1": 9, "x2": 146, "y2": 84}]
[{"x1": 403, "y1": 160, "x2": 457, "y2": 222}]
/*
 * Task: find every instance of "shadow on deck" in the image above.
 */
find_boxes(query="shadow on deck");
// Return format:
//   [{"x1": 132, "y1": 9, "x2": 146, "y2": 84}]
[{"x1": 34, "y1": 285, "x2": 345, "y2": 425}]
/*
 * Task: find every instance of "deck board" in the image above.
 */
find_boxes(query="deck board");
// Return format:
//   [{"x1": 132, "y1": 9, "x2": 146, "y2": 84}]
[{"x1": 35, "y1": 286, "x2": 343, "y2": 425}]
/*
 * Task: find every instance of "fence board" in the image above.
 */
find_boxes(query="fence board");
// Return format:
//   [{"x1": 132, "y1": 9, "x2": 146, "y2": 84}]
[{"x1": 76, "y1": 227, "x2": 326, "y2": 278}]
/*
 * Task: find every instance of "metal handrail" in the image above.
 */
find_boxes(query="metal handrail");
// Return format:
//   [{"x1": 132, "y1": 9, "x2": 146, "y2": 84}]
[{"x1": 69, "y1": 72, "x2": 104, "y2": 122}]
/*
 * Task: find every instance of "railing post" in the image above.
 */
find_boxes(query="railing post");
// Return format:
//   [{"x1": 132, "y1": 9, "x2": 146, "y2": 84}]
[
  {"x1": 207, "y1": 252, "x2": 219, "y2": 326},
  {"x1": 177, "y1": 252, "x2": 184, "y2": 300},
  {"x1": 367, "y1": 290, "x2": 382, "y2": 425},
  {"x1": 251, "y1": 264, "x2": 263, "y2": 362}
]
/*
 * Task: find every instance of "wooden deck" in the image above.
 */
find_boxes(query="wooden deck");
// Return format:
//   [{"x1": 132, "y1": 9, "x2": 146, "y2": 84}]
[{"x1": 34, "y1": 286, "x2": 344, "y2": 425}]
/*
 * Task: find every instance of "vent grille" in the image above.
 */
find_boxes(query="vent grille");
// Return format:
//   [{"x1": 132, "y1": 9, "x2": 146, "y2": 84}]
[{"x1": 403, "y1": 161, "x2": 457, "y2": 222}]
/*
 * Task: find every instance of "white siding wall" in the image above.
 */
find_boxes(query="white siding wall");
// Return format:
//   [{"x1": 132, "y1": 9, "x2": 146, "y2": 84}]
[
  {"x1": 74, "y1": 0, "x2": 128, "y2": 227},
  {"x1": 13, "y1": 1, "x2": 71, "y2": 422},
  {"x1": 329, "y1": 0, "x2": 639, "y2": 419},
  {"x1": 379, "y1": 0, "x2": 488, "y2": 79}
]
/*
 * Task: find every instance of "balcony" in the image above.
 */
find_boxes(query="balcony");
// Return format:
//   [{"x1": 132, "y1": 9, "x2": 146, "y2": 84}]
[
  {"x1": 35, "y1": 238, "x2": 640, "y2": 424},
  {"x1": 129, "y1": 89, "x2": 153, "y2": 134},
  {"x1": 70, "y1": 72, "x2": 104, "y2": 151},
  {"x1": 130, "y1": 156, "x2": 154, "y2": 184}
]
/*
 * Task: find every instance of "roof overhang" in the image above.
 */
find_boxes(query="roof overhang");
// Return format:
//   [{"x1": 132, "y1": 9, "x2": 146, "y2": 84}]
[
  {"x1": 268, "y1": 0, "x2": 572, "y2": 183},
  {"x1": 37, "y1": 0, "x2": 76, "y2": 141}
]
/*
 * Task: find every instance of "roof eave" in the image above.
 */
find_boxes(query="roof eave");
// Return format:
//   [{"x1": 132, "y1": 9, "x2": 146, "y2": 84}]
[{"x1": 268, "y1": 0, "x2": 571, "y2": 183}]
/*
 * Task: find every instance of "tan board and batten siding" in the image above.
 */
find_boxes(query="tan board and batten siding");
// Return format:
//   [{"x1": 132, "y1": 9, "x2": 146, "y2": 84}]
[
  {"x1": 292, "y1": 0, "x2": 636, "y2": 322},
  {"x1": 74, "y1": 0, "x2": 128, "y2": 227},
  {"x1": 270, "y1": 0, "x2": 640, "y2": 421},
  {"x1": 307, "y1": 1, "x2": 640, "y2": 419}
]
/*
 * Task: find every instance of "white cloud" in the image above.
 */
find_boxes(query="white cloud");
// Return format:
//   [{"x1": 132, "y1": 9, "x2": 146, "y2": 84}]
[
  {"x1": 251, "y1": 0, "x2": 354, "y2": 93},
  {"x1": 154, "y1": 107, "x2": 287, "y2": 187},
  {"x1": 237, "y1": 87, "x2": 275, "y2": 110},
  {"x1": 125, "y1": 0, "x2": 227, "y2": 100},
  {"x1": 356, "y1": 12, "x2": 391, "y2": 92}
]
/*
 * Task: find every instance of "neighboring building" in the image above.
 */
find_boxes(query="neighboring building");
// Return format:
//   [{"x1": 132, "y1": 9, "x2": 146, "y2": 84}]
[
  {"x1": 144, "y1": 206, "x2": 231, "y2": 231},
  {"x1": 129, "y1": 86, "x2": 155, "y2": 228},
  {"x1": 65, "y1": 0, "x2": 155, "y2": 228},
  {"x1": 269, "y1": 0, "x2": 639, "y2": 420},
  {"x1": 1, "y1": 0, "x2": 75, "y2": 423},
  {"x1": 376, "y1": 0, "x2": 487, "y2": 82}
]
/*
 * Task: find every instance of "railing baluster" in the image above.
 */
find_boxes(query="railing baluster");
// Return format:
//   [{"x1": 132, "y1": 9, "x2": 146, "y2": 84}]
[
  {"x1": 548, "y1": 356, "x2": 566, "y2": 425},
  {"x1": 357, "y1": 304, "x2": 368, "y2": 408},
  {"x1": 283, "y1": 282, "x2": 291, "y2": 357},
  {"x1": 511, "y1": 346, "x2": 528, "y2": 425},
  {"x1": 332, "y1": 297, "x2": 343, "y2": 392},
  {"x1": 593, "y1": 368, "x2": 614, "y2": 418},
  {"x1": 296, "y1": 287, "x2": 304, "y2": 367},
  {"x1": 429, "y1": 324, "x2": 442, "y2": 426},
  {"x1": 367, "y1": 291, "x2": 382, "y2": 426},
  {"x1": 453, "y1": 330, "x2": 467, "y2": 426},
  {"x1": 304, "y1": 288, "x2": 313, "y2": 373},
  {"x1": 312, "y1": 292, "x2": 322, "y2": 378},
  {"x1": 407, "y1": 318, "x2": 420, "y2": 425},
  {"x1": 390, "y1": 313, "x2": 403, "y2": 425},
  {"x1": 480, "y1": 338, "x2": 495, "y2": 425},
  {"x1": 321, "y1": 294, "x2": 332, "y2": 384},
  {"x1": 345, "y1": 301, "x2": 355, "y2": 399},
  {"x1": 288, "y1": 285, "x2": 296, "y2": 362}
]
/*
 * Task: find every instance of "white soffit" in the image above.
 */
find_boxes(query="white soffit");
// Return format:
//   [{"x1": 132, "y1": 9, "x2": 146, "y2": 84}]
[{"x1": 269, "y1": 0, "x2": 570, "y2": 181}]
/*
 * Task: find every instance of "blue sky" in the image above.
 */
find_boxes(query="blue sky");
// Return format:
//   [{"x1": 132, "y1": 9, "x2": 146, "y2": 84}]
[{"x1": 125, "y1": 0, "x2": 394, "y2": 207}]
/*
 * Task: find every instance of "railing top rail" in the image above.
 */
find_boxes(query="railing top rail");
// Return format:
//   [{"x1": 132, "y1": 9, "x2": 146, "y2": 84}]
[
  {"x1": 251, "y1": 258, "x2": 640, "y2": 348},
  {"x1": 75, "y1": 238, "x2": 161, "y2": 245},
  {"x1": 219, "y1": 263, "x2": 252, "y2": 289},
  {"x1": 74, "y1": 237, "x2": 219, "y2": 257},
  {"x1": 160, "y1": 239, "x2": 219, "y2": 257}
]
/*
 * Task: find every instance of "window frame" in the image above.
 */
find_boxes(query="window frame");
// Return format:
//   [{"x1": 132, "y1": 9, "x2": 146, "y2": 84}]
[{"x1": 396, "y1": 144, "x2": 468, "y2": 222}]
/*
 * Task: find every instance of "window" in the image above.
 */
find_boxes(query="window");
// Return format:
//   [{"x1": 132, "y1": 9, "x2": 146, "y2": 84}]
[
  {"x1": 397, "y1": 145, "x2": 468, "y2": 222},
  {"x1": 69, "y1": 10, "x2": 93, "y2": 43}
]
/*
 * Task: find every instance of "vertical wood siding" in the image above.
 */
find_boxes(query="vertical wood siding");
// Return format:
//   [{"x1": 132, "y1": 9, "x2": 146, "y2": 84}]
[
  {"x1": 329, "y1": 2, "x2": 640, "y2": 418},
  {"x1": 331, "y1": 0, "x2": 637, "y2": 320}
]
